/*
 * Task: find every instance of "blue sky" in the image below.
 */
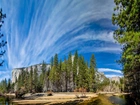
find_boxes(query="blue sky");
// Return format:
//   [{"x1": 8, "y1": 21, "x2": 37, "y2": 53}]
[{"x1": 0, "y1": 0, "x2": 123, "y2": 81}]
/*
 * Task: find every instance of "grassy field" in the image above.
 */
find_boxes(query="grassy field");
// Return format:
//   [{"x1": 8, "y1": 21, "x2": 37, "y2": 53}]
[{"x1": 12, "y1": 93, "x2": 114, "y2": 105}]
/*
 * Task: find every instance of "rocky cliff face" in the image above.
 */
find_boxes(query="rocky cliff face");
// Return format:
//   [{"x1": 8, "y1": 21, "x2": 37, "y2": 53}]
[
  {"x1": 12, "y1": 68, "x2": 22, "y2": 83},
  {"x1": 110, "y1": 76, "x2": 120, "y2": 83},
  {"x1": 95, "y1": 72, "x2": 106, "y2": 82},
  {"x1": 12, "y1": 64, "x2": 51, "y2": 83}
]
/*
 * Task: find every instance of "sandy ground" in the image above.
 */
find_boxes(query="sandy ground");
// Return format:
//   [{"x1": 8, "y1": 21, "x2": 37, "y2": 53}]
[{"x1": 12, "y1": 92, "x2": 98, "y2": 105}]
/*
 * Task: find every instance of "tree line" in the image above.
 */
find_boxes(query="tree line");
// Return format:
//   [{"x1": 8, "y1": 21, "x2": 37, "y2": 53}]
[
  {"x1": 0, "y1": 79, "x2": 13, "y2": 94},
  {"x1": 15, "y1": 51, "x2": 98, "y2": 93},
  {"x1": 0, "y1": 51, "x2": 124, "y2": 95}
]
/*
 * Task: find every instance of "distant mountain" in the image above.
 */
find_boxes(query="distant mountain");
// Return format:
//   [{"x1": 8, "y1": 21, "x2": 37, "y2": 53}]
[{"x1": 110, "y1": 76, "x2": 120, "y2": 83}]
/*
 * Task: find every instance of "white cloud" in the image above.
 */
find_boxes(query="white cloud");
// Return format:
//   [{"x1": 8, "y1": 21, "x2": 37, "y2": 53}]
[
  {"x1": 98, "y1": 68, "x2": 123, "y2": 78},
  {"x1": 105, "y1": 74, "x2": 123, "y2": 78},
  {"x1": 74, "y1": 31, "x2": 115, "y2": 43},
  {"x1": 0, "y1": 0, "x2": 116, "y2": 69},
  {"x1": 98, "y1": 68, "x2": 123, "y2": 74}
]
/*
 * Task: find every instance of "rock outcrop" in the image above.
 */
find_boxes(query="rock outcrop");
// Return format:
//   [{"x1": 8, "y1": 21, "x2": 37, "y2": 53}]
[
  {"x1": 12, "y1": 64, "x2": 51, "y2": 83},
  {"x1": 110, "y1": 76, "x2": 120, "y2": 83}
]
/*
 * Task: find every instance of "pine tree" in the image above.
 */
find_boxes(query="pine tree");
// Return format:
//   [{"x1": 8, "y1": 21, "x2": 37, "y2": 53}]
[
  {"x1": 112, "y1": 0, "x2": 140, "y2": 101},
  {"x1": 51, "y1": 57, "x2": 54, "y2": 67},
  {"x1": 78, "y1": 56, "x2": 88, "y2": 89},
  {"x1": 24, "y1": 69, "x2": 30, "y2": 92},
  {"x1": 49, "y1": 65, "x2": 55, "y2": 83},
  {"x1": 41, "y1": 61, "x2": 46, "y2": 88},
  {"x1": 29, "y1": 66, "x2": 33, "y2": 93},
  {"x1": 73, "y1": 50, "x2": 78, "y2": 89},
  {"x1": 49, "y1": 57, "x2": 54, "y2": 81},
  {"x1": 33, "y1": 66, "x2": 38, "y2": 92},
  {"x1": 3, "y1": 79, "x2": 7, "y2": 93},
  {"x1": 0, "y1": 9, "x2": 7, "y2": 66},
  {"x1": 58, "y1": 59, "x2": 62, "y2": 91},
  {"x1": 7, "y1": 79, "x2": 11, "y2": 92},
  {"x1": 0, "y1": 79, "x2": 7, "y2": 93},
  {"x1": 17, "y1": 70, "x2": 24, "y2": 89},
  {"x1": 67, "y1": 52, "x2": 72, "y2": 91},
  {"x1": 49, "y1": 54, "x2": 59, "y2": 91},
  {"x1": 63, "y1": 56, "x2": 68, "y2": 92},
  {"x1": 45, "y1": 67, "x2": 50, "y2": 91},
  {"x1": 89, "y1": 54, "x2": 96, "y2": 92}
]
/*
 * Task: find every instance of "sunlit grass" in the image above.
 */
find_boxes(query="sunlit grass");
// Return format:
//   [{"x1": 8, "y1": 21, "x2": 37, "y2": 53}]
[{"x1": 78, "y1": 95, "x2": 113, "y2": 105}]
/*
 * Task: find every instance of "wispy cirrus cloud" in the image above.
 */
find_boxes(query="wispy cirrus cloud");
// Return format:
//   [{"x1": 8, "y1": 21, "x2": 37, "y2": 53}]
[{"x1": 0, "y1": 0, "x2": 117, "y2": 70}]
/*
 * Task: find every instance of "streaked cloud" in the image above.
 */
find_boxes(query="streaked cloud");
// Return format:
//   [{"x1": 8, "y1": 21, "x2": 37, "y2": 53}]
[
  {"x1": 98, "y1": 68, "x2": 123, "y2": 78},
  {"x1": 98, "y1": 68, "x2": 123, "y2": 74},
  {"x1": 106, "y1": 74, "x2": 123, "y2": 78},
  {"x1": 0, "y1": 0, "x2": 116, "y2": 69},
  {"x1": 0, "y1": 0, "x2": 123, "y2": 80}
]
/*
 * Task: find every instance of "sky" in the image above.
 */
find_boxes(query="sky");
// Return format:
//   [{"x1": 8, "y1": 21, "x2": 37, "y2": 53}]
[{"x1": 0, "y1": 0, "x2": 123, "y2": 81}]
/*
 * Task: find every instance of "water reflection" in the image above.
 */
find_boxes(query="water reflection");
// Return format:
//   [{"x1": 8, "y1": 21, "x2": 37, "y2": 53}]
[
  {"x1": 0, "y1": 96, "x2": 14, "y2": 105},
  {"x1": 109, "y1": 95, "x2": 135, "y2": 105}
]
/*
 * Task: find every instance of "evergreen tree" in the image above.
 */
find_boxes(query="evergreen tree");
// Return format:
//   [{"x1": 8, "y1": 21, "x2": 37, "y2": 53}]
[
  {"x1": 73, "y1": 50, "x2": 78, "y2": 89},
  {"x1": 24, "y1": 69, "x2": 30, "y2": 92},
  {"x1": 17, "y1": 70, "x2": 24, "y2": 89},
  {"x1": 0, "y1": 9, "x2": 7, "y2": 66},
  {"x1": 45, "y1": 67, "x2": 50, "y2": 91},
  {"x1": 49, "y1": 54, "x2": 59, "y2": 91},
  {"x1": 41, "y1": 61, "x2": 46, "y2": 87},
  {"x1": 33, "y1": 66, "x2": 38, "y2": 92},
  {"x1": 51, "y1": 57, "x2": 54, "y2": 67},
  {"x1": 54, "y1": 54, "x2": 59, "y2": 82},
  {"x1": 49, "y1": 65, "x2": 55, "y2": 83},
  {"x1": 3, "y1": 79, "x2": 7, "y2": 93},
  {"x1": 0, "y1": 79, "x2": 7, "y2": 93},
  {"x1": 49, "y1": 57, "x2": 54, "y2": 81},
  {"x1": 89, "y1": 54, "x2": 96, "y2": 92},
  {"x1": 63, "y1": 56, "x2": 68, "y2": 92},
  {"x1": 58, "y1": 59, "x2": 62, "y2": 91},
  {"x1": 38, "y1": 74, "x2": 43, "y2": 92},
  {"x1": 29, "y1": 66, "x2": 33, "y2": 92},
  {"x1": 49, "y1": 57, "x2": 54, "y2": 90},
  {"x1": 67, "y1": 52, "x2": 72, "y2": 91},
  {"x1": 78, "y1": 56, "x2": 88, "y2": 89},
  {"x1": 112, "y1": 0, "x2": 140, "y2": 101},
  {"x1": 7, "y1": 79, "x2": 11, "y2": 92}
]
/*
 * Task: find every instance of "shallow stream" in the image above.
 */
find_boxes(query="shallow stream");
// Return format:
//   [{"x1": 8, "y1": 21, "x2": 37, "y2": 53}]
[{"x1": 109, "y1": 95, "x2": 135, "y2": 105}]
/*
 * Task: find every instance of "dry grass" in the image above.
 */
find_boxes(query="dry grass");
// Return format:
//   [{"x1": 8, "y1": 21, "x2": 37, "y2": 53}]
[
  {"x1": 78, "y1": 95, "x2": 113, "y2": 105},
  {"x1": 12, "y1": 92, "x2": 98, "y2": 105}
]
